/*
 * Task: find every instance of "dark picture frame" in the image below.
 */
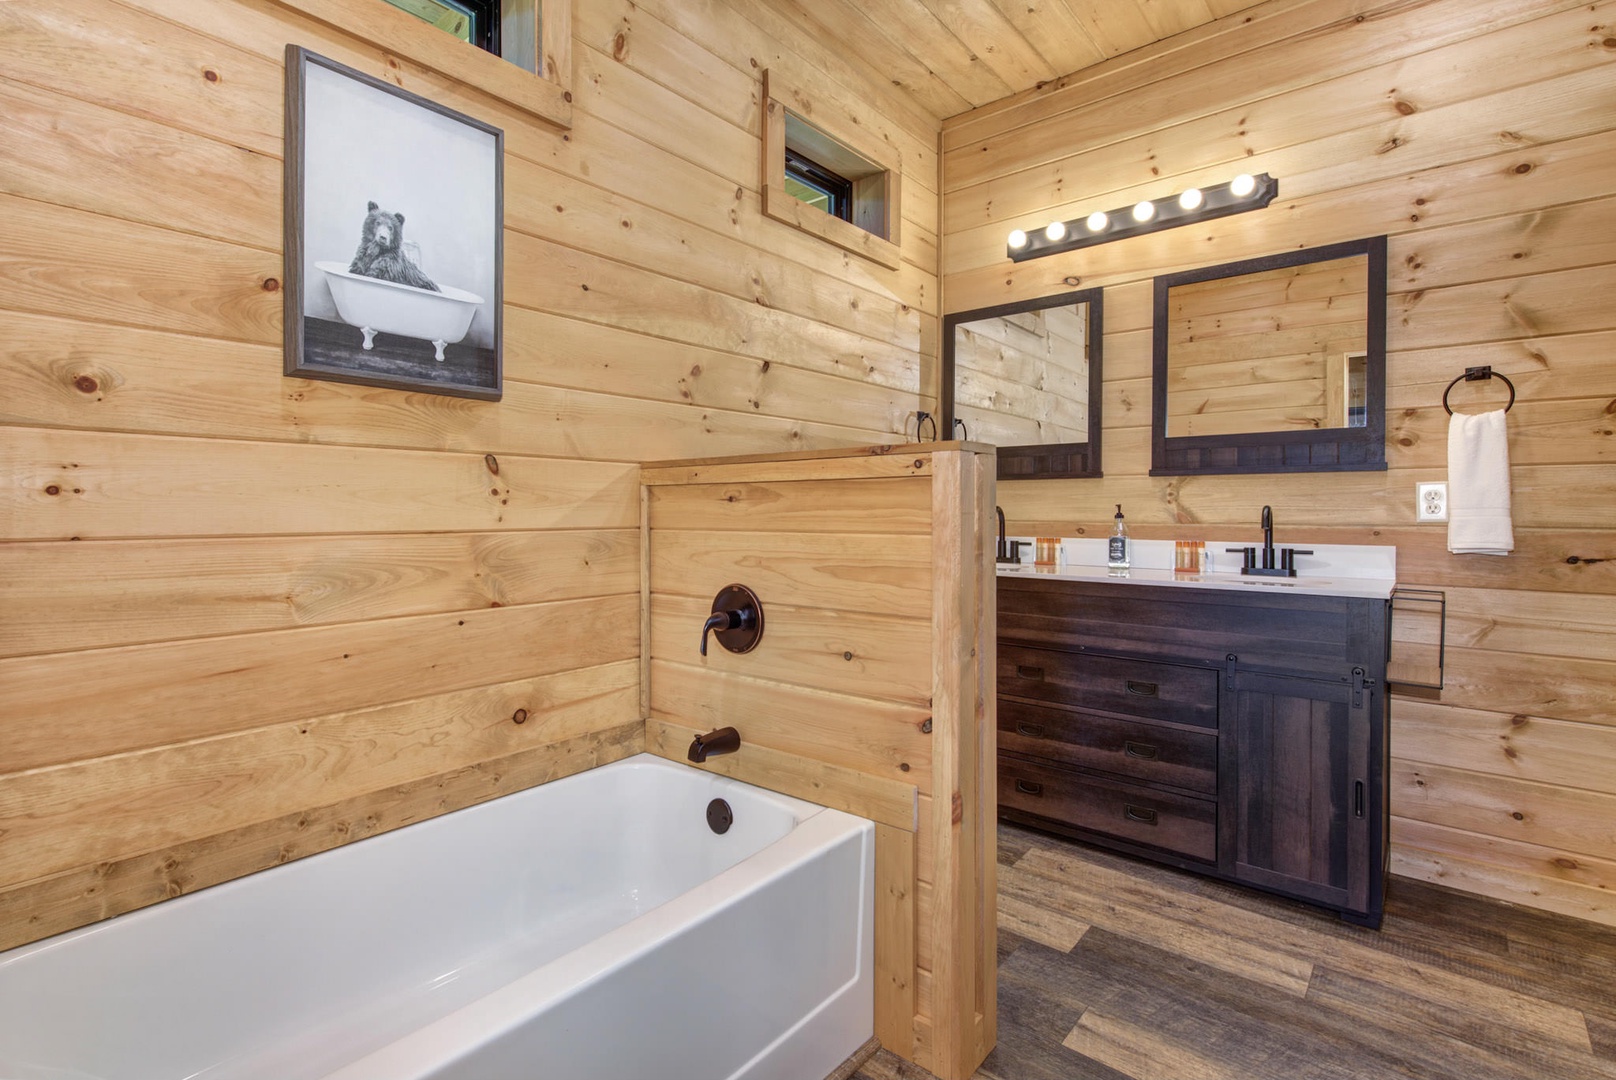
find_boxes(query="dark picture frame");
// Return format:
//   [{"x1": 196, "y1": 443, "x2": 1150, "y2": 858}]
[
  {"x1": 941, "y1": 288, "x2": 1104, "y2": 481},
  {"x1": 284, "y1": 45, "x2": 504, "y2": 400}
]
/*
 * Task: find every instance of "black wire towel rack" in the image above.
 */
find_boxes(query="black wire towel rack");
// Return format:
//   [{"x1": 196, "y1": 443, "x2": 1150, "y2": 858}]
[{"x1": 1442, "y1": 365, "x2": 1516, "y2": 415}]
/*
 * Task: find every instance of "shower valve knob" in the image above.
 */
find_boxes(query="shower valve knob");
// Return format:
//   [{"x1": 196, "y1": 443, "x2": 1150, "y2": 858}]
[{"x1": 700, "y1": 584, "x2": 765, "y2": 656}]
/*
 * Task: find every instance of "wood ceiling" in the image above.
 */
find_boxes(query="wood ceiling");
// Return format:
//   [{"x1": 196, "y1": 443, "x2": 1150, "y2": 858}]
[{"x1": 747, "y1": 0, "x2": 1271, "y2": 120}]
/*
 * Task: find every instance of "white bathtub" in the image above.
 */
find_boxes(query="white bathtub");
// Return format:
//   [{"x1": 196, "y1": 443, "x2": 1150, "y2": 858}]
[
  {"x1": 0, "y1": 755, "x2": 874, "y2": 1080},
  {"x1": 317, "y1": 260, "x2": 483, "y2": 361}
]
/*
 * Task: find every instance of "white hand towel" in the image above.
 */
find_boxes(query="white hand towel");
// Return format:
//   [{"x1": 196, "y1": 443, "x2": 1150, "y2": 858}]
[{"x1": 1447, "y1": 409, "x2": 1514, "y2": 555}]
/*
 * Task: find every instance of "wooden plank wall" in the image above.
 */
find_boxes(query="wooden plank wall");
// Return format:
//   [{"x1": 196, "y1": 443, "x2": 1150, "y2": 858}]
[
  {"x1": 642, "y1": 444, "x2": 996, "y2": 1080},
  {"x1": 0, "y1": 0, "x2": 939, "y2": 950},
  {"x1": 940, "y1": 0, "x2": 1616, "y2": 926}
]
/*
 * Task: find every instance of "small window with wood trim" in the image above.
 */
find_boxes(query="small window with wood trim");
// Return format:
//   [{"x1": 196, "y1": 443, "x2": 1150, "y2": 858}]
[{"x1": 762, "y1": 70, "x2": 903, "y2": 270}]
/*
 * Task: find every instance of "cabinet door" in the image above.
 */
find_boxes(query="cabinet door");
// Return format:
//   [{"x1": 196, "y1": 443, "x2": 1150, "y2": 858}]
[{"x1": 1223, "y1": 669, "x2": 1371, "y2": 914}]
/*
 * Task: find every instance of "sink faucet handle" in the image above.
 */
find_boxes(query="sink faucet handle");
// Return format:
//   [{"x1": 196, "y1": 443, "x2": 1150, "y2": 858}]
[
  {"x1": 1225, "y1": 546, "x2": 1257, "y2": 571},
  {"x1": 1280, "y1": 548, "x2": 1315, "y2": 572}
]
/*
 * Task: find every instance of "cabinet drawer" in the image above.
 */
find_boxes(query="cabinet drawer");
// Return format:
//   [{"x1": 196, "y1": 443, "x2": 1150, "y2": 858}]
[
  {"x1": 999, "y1": 700, "x2": 1217, "y2": 795},
  {"x1": 999, "y1": 757, "x2": 1217, "y2": 863},
  {"x1": 999, "y1": 644, "x2": 1218, "y2": 729}
]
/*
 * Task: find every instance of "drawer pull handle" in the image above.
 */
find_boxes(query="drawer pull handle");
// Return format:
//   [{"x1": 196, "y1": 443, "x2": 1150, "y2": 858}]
[
  {"x1": 1124, "y1": 741, "x2": 1160, "y2": 760},
  {"x1": 1124, "y1": 804, "x2": 1158, "y2": 825},
  {"x1": 1016, "y1": 722, "x2": 1046, "y2": 737},
  {"x1": 1125, "y1": 680, "x2": 1159, "y2": 697},
  {"x1": 1015, "y1": 779, "x2": 1044, "y2": 796},
  {"x1": 1017, "y1": 665, "x2": 1045, "y2": 680}
]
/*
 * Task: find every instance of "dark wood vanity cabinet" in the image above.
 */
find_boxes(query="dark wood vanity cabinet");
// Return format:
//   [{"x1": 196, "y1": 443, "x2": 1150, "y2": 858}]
[{"x1": 997, "y1": 575, "x2": 1390, "y2": 925}]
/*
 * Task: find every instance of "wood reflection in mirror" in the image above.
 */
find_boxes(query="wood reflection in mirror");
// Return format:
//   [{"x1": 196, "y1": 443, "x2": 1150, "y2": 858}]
[
  {"x1": 1165, "y1": 253, "x2": 1369, "y2": 437},
  {"x1": 1151, "y1": 236, "x2": 1386, "y2": 476},
  {"x1": 943, "y1": 288, "x2": 1103, "y2": 480}
]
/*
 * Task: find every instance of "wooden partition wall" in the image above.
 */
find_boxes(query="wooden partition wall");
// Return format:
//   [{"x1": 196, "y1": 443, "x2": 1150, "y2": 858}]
[
  {"x1": 642, "y1": 443, "x2": 997, "y2": 1080},
  {"x1": 941, "y1": 0, "x2": 1616, "y2": 925}
]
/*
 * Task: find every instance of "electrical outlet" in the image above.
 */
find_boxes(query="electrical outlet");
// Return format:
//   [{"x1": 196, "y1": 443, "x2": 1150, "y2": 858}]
[{"x1": 1417, "y1": 482, "x2": 1448, "y2": 522}]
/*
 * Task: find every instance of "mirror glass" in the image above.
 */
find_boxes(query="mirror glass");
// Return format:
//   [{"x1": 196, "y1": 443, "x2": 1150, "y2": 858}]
[
  {"x1": 943, "y1": 288, "x2": 1103, "y2": 480},
  {"x1": 1164, "y1": 253, "x2": 1369, "y2": 437},
  {"x1": 1151, "y1": 237, "x2": 1386, "y2": 476}
]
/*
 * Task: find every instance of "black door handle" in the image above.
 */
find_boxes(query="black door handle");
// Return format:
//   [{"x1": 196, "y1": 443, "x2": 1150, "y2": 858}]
[
  {"x1": 1016, "y1": 665, "x2": 1044, "y2": 680},
  {"x1": 1016, "y1": 722, "x2": 1045, "y2": 737},
  {"x1": 1015, "y1": 779, "x2": 1044, "y2": 796},
  {"x1": 1125, "y1": 680, "x2": 1159, "y2": 697},
  {"x1": 1124, "y1": 741, "x2": 1159, "y2": 760},
  {"x1": 1124, "y1": 804, "x2": 1158, "y2": 825},
  {"x1": 1355, "y1": 779, "x2": 1366, "y2": 818}
]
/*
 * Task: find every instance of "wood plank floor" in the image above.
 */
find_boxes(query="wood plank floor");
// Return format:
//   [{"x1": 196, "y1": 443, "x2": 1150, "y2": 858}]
[{"x1": 855, "y1": 820, "x2": 1616, "y2": 1080}]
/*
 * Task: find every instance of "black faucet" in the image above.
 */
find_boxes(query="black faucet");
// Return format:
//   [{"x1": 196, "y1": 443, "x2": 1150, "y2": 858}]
[
  {"x1": 995, "y1": 506, "x2": 1025, "y2": 564},
  {"x1": 688, "y1": 726, "x2": 740, "y2": 763},
  {"x1": 1227, "y1": 505, "x2": 1313, "y2": 577}
]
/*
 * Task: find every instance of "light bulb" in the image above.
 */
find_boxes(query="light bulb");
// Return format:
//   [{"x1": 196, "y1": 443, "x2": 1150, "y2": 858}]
[
  {"x1": 1086, "y1": 211, "x2": 1108, "y2": 232},
  {"x1": 1178, "y1": 188, "x2": 1204, "y2": 210},
  {"x1": 1132, "y1": 200, "x2": 1156, "y2": 222},
  {"x1": 1045, "y1": 221, "x2": 1067, "y2": 242},
  {"x1": 1231, "y1": 173, "x2": 1256, "y2": 197},
  {"x1": 1008, "y1": 229, "x2": 1028, "y2": 249}
]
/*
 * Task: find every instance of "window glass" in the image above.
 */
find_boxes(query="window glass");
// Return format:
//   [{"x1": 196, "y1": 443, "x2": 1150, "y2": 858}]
[
  {"x1": 381, "y1": 0, "x2": 497, "y2": 52},
  {"x1": 785, "y1": 148, "x2": 852, "y2": 222}
]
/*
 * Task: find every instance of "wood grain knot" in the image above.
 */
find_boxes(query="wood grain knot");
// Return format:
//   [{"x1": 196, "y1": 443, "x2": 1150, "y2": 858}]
[
  {"x1": 920, "y1": 718, "x2": 933, "y2": 734},
  {"x1": 73, "y1": 375, "x2": 99, "y2": 393},
  {"x1": 45, "y1": 485, "x2": 61, "y2": 495},
  {"x1": 484, "y1": 453, "x2": 500, "y2": 475},
  {"x1": 1511, "y1": 811, "x2": 1525, "y2": 821},
  {"x1": 1555, "y1": 856, "x2": 1580, "y2": 870},
  {"x1": 1063, "y1": 276, "x2": 1080, "y2": 287},
  {"x1": 262, "y1": 278, "x2": 280, "y2": 292},
  {"x1": 563, "y1": 91, "x2": 573, "y2": 103},
  {"x1": 844, "y1": 651, "x2": 854, "y2": 661},
  {"x1": 203, "y1": 69, "x2": 219, "y2": 82},
  {"x1": 512, "y1": 709, "x2": 528, "y2": 725},
  {"x1": 1513, "y1": 162, "x2": 1533, "y2": 175},
  {"x1": 899, "y1": 763, "x2": 910, "y2": 772}
]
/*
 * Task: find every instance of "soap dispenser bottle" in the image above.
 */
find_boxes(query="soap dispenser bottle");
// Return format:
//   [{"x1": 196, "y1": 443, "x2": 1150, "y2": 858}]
[{"x1": 1108, "y1": 504, "x2": 1131, "y2": 569}]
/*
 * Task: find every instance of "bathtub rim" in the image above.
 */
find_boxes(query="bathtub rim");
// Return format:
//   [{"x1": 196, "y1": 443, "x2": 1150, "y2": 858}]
[
  {"x1": 0, "y1": 754, "x2": 829, "y2": 973},
  {"x1": 315, "y1": 259, "x2": 485, "y2": 306}
]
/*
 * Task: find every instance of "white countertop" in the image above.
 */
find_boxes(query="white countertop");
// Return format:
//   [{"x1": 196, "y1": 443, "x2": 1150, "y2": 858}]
[{"x1": 997, "y1": 538, "x2": 1396, "y2": 600}]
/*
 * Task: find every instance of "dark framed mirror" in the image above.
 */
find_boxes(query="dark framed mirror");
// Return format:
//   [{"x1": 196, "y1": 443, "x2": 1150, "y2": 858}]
[
  {"x1": 942, "y1": 288, "x2": 1103, "y2": 480},
  {"x1": 1151, "y1": 236, "x2": 1387, "y2": 475}
]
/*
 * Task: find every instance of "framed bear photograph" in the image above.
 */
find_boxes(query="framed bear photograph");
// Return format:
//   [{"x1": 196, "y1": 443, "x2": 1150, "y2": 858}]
[{"x1": 284, "y1": 46, "x2": 503, "y2": 400}]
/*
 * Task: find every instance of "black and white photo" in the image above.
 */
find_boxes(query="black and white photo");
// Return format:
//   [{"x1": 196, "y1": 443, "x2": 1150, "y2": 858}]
[{"x1": 284, "y1": 46, "x2": 503, "y2": 399}]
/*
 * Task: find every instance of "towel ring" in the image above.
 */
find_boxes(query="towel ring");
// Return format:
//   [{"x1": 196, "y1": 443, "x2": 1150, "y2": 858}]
[{"x1": 1442, "y1": 366, "x2": 1515, "y2": 416}]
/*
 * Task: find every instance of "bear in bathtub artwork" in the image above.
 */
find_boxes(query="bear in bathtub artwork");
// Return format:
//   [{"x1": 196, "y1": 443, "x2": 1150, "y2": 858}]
[
  {"x1": 287, "y1": 46, "x2": 503, "y2": 400},
  {"x1": 349, "y1": 201, "x2": 440, "y2": 292},
  {"x1": 313, "y1": 200, "x2": 485, "y2": 366}
]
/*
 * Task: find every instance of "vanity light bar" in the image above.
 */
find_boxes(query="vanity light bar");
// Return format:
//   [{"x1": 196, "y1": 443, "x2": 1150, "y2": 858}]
[{"x1": 1005, "y1": 173, "x2": 1279, "y2": 263}]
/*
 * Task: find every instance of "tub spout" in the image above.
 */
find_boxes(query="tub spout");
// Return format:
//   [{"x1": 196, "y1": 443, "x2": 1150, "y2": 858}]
[{"x1": 688, "y1": 727, "x2": 741, "y2": 764}]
